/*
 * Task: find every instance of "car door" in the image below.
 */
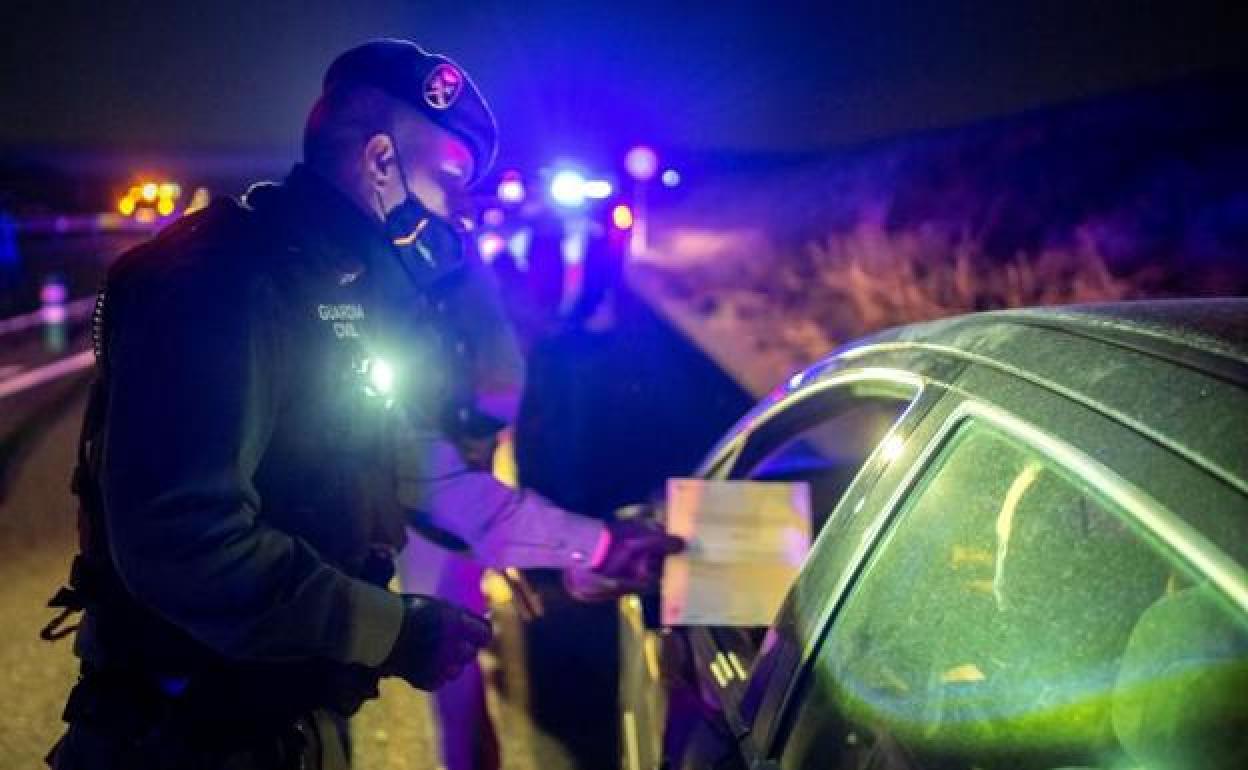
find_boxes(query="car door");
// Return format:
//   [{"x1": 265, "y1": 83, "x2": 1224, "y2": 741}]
[
  {"x1": 646, "y1": 367, "x2": 947, "y2": 770},
  {"x1": 758, "y1": 367, "x2": 1248, "y2": 770}
]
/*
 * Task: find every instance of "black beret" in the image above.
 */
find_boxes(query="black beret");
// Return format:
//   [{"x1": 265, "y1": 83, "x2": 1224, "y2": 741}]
[{"x1": 324, "y1": 39, "x2": 498, "y2": 184}]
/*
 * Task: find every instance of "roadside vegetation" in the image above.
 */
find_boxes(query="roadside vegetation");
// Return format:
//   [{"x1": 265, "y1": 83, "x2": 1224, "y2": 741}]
[
  {"x1": 635, "y1": 223, "x2": 1161, "y2": 393},
  {"x1": 635, "y1": 73, "x2": 1248, "y2": 393}
]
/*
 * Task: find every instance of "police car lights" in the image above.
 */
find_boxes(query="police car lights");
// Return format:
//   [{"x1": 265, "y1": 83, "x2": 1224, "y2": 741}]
[
  {"x1": 549, "y1": 170, "x2": 588, "y2": 208},
  {"x1": 497, "y1": 171, "x2": 526, "y2": 204},
  {"x1": 117, "y1": 180, "x2": 182, "y2": 219},
  {"x1": 582, "y1": 179, "x2": 613, "y2": 199},
  {"x1": 478, "y1": 232, "x2": 507, "y2": 261},
  {"x1": 611, "y1": 204, "x2": 634, "y2": 230},
  {"x1": 547, "y1": 169, "x2": 616, "y2": 209},
  {"x1": 624, "y1": 146, "x2": 658, "y2": 182}
]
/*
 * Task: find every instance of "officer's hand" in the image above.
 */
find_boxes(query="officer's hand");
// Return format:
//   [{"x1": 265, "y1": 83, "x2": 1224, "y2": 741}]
[
  {"x1": 563, "y1": 519, "x2": 684, "y2": 602},
  {"x1": 568, "y1": 518, "x2": 685, "y2": 601},
  {"x1": 597, "y1": 518, "x2": 685, "y2": 589},
  {"x1": 381, "y1": 594, "x2": 492, "y2": 691}
]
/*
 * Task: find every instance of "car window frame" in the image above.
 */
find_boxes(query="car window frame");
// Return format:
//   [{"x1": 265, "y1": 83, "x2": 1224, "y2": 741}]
[
  {"x1": 763, "y1": 394, "x2": 1248, "y2": 766},
  {"x1": 702, "y1": 367, "x2": 925, "y2": 481},
  {"x1": 625, "y1": 364, "x2": 947, "y2": 770},
  {"x1": 735, "y1": 379, "x2": 962, "y2": 763},
  {"x1": 675, "y1": 367, "x2": 938, "y2": 759}
]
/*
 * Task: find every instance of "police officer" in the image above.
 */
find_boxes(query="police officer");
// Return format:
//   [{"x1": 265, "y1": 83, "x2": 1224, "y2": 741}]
[{"x1": 45, "y1": 39, "x2": 681, "y2": 770}]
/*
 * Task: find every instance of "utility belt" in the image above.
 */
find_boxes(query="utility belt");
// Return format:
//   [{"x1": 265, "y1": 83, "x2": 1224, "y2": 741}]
[
  {"x1": 55, "y1": 662, "x2": 335, "y2": 770},
  {"x1": 46, "y1": 552, "x2": 387, "y2": 740},
  {"x1": 63, "y1": 658, "x2": 373, "y2": 736}
]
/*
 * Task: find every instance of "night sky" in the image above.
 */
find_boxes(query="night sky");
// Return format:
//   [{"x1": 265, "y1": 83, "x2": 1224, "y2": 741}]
[{"x1": 2, "y1": 1, "x2": 1245, "y2": 170}]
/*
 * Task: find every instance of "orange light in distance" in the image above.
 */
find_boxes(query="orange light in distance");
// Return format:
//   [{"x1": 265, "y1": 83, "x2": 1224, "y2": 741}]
[
  {"x1": 611, "y1": 203, "x2": 634, "y2": 230},
  {"x1": 118, "y1": 196, "x2": 137, "y2": 216}
]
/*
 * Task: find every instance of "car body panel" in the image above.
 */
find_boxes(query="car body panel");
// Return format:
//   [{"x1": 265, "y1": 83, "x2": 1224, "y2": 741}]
[{"x1": 620, "y1": 299, "x2": 1248, "y2": 770}]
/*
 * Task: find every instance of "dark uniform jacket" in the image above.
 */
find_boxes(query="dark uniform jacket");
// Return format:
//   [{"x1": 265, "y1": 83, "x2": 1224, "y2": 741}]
[{"x1": 77, "y1": 166, "x2": 444, "y2": 675}]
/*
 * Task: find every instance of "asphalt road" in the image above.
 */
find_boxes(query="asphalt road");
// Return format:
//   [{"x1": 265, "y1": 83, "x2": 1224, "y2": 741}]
[{"x1": 0, "y1": 339, "x2": 93, "y2": 764}]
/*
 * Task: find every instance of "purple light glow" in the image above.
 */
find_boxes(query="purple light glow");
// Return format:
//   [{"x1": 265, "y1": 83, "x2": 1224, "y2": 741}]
[
  {"x1": 497, "y1": 171, "x2": 526, "y2": 204},
  {"x1": 478, "y1": 232, "x2": 507, "y2": 261},
  {"x1": 625, "y1": 146, "x2": 658, "y2": 181}
]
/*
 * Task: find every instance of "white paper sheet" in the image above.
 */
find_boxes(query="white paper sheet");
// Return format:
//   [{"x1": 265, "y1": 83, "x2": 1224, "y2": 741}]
[{"x1": 661, "y1": 478, "x2": 811, "y2": 626}]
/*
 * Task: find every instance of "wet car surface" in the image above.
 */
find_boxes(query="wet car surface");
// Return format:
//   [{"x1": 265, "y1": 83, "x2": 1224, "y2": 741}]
[{"x1": 622, "y1": 298, "x2": 1248, "y2": 770}]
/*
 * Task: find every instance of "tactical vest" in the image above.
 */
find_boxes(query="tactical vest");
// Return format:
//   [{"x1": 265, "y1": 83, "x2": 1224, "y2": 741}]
[{"x1": 41, "y1": 197, "x2": 488, "y2": 667}]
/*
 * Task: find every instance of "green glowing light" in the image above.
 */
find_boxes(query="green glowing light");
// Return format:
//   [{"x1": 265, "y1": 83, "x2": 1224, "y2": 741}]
[{"x1": 369, "y1": 358, "x2": 396, "y2": 396}]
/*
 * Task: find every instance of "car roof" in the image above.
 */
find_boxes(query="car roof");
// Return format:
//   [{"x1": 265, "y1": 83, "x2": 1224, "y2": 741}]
[
  {"x1": 822, "y1": 297, "x2": 1248, "y2": 494},
  {"x1": 705, "y1": 299, "x2": 1248, "y2": 508},
  {"x1": 859, "y1": 298, "x2": 1248, "y2": 378}
]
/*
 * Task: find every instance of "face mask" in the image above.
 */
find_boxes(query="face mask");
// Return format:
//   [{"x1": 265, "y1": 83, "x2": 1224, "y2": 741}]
[{"x1": 381, "y1": 136, "x2": 466, "y2": 285}]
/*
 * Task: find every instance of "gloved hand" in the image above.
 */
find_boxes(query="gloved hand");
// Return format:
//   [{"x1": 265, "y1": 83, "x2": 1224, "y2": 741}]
[
  {"x1": 564, "y1": 518, "x2": 685, "y2": 601},
  {"x1": 596, "y1": 518, "x2": 686, "y2": 589},
  {"x1": 381, "y1": 594, "x2": 492, "y2": 691}
]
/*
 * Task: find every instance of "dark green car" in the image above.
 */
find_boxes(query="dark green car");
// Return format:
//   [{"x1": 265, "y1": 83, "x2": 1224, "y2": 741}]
[{"x1": 621, "y1": 299, "x2": 1248, "y2": 770}]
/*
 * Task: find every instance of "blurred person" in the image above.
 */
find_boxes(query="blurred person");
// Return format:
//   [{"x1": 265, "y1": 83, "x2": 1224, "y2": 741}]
[
  {"x1": 42, "y1": 39, "x2": 680, "y2": 770},
  {"x1": 524, "y1": 208, "x2": 568, "y2": 331},
  {"x1": 390, "y1": 181, "x2": 675, "y2": 770},
  {"x1": 566, "y1": 216, "x2": 626, "y2": 330}
]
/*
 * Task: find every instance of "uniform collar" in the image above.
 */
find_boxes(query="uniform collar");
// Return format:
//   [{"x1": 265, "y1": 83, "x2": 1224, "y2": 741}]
[{"x1": 248, "y1": 164, "x2": 397, "y2": 285}]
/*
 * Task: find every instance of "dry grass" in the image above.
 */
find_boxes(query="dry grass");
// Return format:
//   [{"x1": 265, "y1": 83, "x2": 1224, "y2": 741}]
[
  {"x1": 639, "y1": 222, "x2": 1160, "y2": 387},
  {"x1": 784, "y1": 224, "x2": 1145, "y2": 344}
]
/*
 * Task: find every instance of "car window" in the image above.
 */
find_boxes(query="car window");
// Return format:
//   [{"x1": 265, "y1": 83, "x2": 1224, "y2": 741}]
[
  {"x1": 734, "y1": 395, "x2": 912, "y2": 538},
  {"x1": 703, "y1": 394, "x2": 914, "y2": 672},
  {"x1": 777, "y1": 419, "x2": 1248, "y2": 770},
  {"x1": 674, "y1": 389, "x2": 919, "y2": 747}
]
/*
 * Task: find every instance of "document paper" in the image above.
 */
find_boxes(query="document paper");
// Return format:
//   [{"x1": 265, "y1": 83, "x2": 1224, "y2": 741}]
[{"x1": 661, "y1": 478, "x2": 811, "y2": 626}]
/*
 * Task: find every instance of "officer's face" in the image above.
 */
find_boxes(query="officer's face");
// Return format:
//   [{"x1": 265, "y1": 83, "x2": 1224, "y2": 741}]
[{"x1": 376, "y1": 113, "x2": 475, "y2": 221}]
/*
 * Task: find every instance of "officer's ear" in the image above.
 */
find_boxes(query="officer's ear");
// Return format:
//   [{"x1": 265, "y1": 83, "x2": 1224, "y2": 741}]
[{"x1": 363, "y1": 133, "x2": 397, "y2": 193}]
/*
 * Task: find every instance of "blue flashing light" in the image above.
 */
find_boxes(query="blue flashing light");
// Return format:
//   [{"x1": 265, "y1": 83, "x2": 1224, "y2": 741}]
[
  {"x1": 583, "y1": 179, "x2": 613, "y2": 199},
  {"x1": 550, "y1": 170, "x2": 587, "y2": 208}
]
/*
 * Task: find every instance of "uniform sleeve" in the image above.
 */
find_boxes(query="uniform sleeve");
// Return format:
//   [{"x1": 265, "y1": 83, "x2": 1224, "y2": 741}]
[
  {"x1": 394, "y1": 426, "x2": 605, "y2": 569},
  {"x1": 101, "y1": 265, "x2": 403, "y2": 666},
  {"x1": 448, "y1": 257, "x2": 526, "y2": 423}
]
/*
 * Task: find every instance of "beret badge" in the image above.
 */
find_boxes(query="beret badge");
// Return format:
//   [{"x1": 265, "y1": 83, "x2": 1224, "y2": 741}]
[{"x1": 423, "y1": 63, "x2": 463, "y2": 110}]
